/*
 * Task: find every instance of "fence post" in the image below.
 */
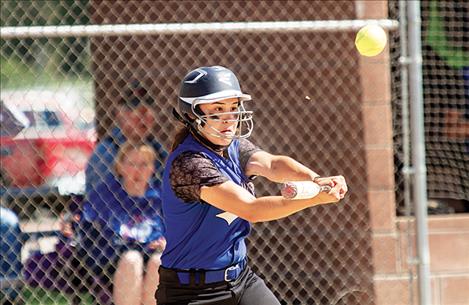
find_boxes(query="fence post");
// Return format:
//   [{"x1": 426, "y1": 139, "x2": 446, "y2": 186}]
[{"x1": 407, "y1": 1, "x2": 432, "y2": 304}]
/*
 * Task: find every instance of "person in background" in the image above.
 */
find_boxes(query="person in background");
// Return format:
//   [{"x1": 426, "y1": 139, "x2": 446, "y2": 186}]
[
  {"x1": 85, "y1": 81, "x2": 167, "y2": 193},
  {"x1": 82, "y1": 142, "x2": 166, "y2": 305},
  {"x1": 425, "y1": 0, "x2": 468, "y2": 212},
  {"x1": 0, "y1": 206, "x2": 24, "y2": 305},
  {"x1": 0, "y1": 99, "x2": 29, "y2": 305},
  {"x1": 63, "y1": 81, "x2": 166, "y2": 304},
  {"x1": 427, "y1": 0, "x2": 469, "y2": 151}
]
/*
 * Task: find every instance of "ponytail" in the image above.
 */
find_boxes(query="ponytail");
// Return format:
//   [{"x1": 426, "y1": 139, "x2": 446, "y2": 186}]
[{"x1": 171, "y1": 126, "x2": 190, "y2": 152}]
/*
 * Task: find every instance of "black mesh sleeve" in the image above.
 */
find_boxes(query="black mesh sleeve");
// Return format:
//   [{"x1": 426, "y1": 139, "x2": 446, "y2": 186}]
[{"x1": 169, "y1": 152, "x2": 229, "y2": 203}]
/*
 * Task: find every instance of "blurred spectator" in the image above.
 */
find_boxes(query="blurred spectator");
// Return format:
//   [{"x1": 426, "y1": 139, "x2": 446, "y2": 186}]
[
  {"x1": 443, "y1": 67, "x2": 469, "y2": 148},
  {"x1": 1, "y1": 100, "x2": 29, "y2": 304},
  {"x1": 0, "y1": 206, "x2": 24, "y2": 305},
  {"x1": 427, "y1": 1, "x2": 469, "y2": 150},
  {"x1": 78, "y1": 81, "x2": 167, "y2": 303},
  {"x1": 423, "y1": 0, "x2": 469, "y2": 212},
  {"x1": 81, "y1": 142, "x2": 165, "y2": 305},
  {"x1": 85, "y1": 81, "x2": 167, "y2": 193}
]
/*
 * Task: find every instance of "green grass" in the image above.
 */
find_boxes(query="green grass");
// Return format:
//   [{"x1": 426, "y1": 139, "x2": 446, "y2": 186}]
[
  {"x1": 0, "y1": 57, "x2": 91, "y2": 90},
  {"x1": 0, "y1": 57, "x2": 51, "y2": 89},
  {"x1": 18, "y1": 287, "x2": 93, "y2": 305}
]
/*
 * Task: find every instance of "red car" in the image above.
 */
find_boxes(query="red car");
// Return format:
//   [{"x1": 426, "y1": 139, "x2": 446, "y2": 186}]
[{"x1": 1, "y1": 89, "x2": 96, "y2": 197}]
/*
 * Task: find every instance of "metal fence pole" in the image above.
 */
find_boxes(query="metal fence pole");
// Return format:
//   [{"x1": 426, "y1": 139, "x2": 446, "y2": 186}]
[
  {"x1": 398, "y1": 1, "x2": 416, "y2": 304},
  {"x1": 407, "y1": 1, "x2": 432, "y2": 304}
]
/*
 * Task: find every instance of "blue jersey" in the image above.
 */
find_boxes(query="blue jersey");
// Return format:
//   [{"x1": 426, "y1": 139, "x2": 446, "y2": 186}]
[
  {"x1": 161, "y1": 134, "x2": 252, "y2": 270},
  {"x1": 82, "y1": 174, "x2": 165, "y2": 264}
]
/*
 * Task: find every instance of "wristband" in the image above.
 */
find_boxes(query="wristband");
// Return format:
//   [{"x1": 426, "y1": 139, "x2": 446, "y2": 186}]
[{"x1": 312, "y1": 176, "x2": 321, "y2": 183}]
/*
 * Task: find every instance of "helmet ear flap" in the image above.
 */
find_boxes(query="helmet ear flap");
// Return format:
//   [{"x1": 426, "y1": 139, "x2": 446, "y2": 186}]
[
  {"x1": 173, "y1": 105, "x2": 204, "y2": 129},
  {"x1": 191, "y1": 106, "x2": 205, "y2": 126},
  {"x1": 172, "y1": 107, "x2": 191, "y2": 126},
  {"x1": 183, "y1": 112, "x2": 197, "y2": 123},
  {"x1": 193, "y1": 105, "x2": 204, "y2": 117}
]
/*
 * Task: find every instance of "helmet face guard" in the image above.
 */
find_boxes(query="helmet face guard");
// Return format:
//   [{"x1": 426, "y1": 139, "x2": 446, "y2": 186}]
[
  {"x1": 177, "y1": 66, "x2": 254, "y2": 140},
  {"x1": 192, "y1": 100, "x2": 254, "y2": 140}
]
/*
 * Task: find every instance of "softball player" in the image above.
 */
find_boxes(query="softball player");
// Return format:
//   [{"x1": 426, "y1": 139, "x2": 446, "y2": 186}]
[{"x1": 156, "y1": 66, "x2": 347, "y2": 305}]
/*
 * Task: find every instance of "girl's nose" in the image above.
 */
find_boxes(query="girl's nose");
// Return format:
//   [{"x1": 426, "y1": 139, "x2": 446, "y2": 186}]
[{"x1": 221, "y1": 112, "x2": 238, "y2": 122}]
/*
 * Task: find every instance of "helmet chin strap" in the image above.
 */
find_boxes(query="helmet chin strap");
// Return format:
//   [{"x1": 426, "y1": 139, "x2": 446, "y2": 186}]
[
  {"x1": 172, "y1": 108, "x2": 230, "y2": 153},
  {"x1": 190, "y1": 128, "x2": 229, "y2": 153}
]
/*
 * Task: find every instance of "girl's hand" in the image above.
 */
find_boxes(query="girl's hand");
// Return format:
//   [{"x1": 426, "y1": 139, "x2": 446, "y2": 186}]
[
  {"x1": 148, "y1": 236, "x2": 166, "y2": 252},
  {"x1": 59, "y1": 212, "x2": 80, "y2": 238},
  {"x1": 314, "y1": 176, "x2": 348, "y2": 200}
]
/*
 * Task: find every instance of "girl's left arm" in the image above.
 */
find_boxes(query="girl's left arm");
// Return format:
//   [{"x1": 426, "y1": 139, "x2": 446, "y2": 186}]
[
  {"x1": 245, "y1": 150, "x2": 347, "y2": 199},
  {"x1": 245, "y1": 150, "x2": 319, "y2": 182}
]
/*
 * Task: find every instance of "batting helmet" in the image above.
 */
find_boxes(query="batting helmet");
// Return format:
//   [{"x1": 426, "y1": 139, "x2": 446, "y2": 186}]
[{"x1": 176, "y1": 66, "x2": 253, "y2": 139}]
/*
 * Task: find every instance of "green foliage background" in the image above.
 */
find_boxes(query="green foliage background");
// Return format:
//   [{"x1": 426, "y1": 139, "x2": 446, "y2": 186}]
[{"x1": 1, "y1": 0, "x2": 91, "y2": 89}]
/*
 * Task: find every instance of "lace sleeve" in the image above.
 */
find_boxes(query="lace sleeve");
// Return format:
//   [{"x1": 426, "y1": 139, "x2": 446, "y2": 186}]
[{"x1": 170, "y1": 152, "x2": 229, "y2": 203}]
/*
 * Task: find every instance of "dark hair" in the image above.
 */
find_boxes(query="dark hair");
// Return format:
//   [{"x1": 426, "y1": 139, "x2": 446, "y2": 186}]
[
  {"x1": 171, "y1": 126, "x2": 190, "y2": 152},
  {"x1": 119, "y1": 81, "x2": 154, "y2": 108}
]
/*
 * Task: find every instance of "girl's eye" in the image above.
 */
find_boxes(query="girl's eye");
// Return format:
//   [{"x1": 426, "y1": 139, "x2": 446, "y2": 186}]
[{"x1": 231, "y1": 107, "x2": 238, "y2": 111}]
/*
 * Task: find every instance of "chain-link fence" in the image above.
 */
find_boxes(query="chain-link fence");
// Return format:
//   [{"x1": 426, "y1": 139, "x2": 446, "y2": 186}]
[
  {"x1": 3, "y1": 1, "x2": 378, "y2": 304},
  {"x1": 3, "y1": 1, "x2": 465, "y2": 305},
  {"x1": 421, "y1": 0, "x2": 468, "y2": 209},
  {"x1": 391, "y1": 0, "x2": 469, "y2": 216}
]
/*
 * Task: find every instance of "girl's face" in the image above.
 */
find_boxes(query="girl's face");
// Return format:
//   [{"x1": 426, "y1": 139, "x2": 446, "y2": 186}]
[
  {"x1": 198, "y1": 98, "x2": 240, "y2": 146},
  {"x1": 117, "y1": 149, "x2": 155, "y2": 195},
  {"x1": 118, "y1": 104, "x2": 156, "y2": 142}
]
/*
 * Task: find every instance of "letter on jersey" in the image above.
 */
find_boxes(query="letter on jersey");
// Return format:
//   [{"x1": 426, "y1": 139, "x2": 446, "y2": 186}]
[{"x1": 216, "y1": 212, "x2": 238, "y2": 225}]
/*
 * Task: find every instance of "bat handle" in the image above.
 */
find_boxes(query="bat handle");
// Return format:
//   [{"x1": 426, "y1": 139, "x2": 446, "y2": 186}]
[{"x1": 281, "y1": 181, "x2": 332, "y2": 199}]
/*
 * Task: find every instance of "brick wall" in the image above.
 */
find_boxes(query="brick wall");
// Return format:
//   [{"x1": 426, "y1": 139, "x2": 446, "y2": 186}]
[{"x1": 371, "y1": 216, "x2": 469, "y2": 305}]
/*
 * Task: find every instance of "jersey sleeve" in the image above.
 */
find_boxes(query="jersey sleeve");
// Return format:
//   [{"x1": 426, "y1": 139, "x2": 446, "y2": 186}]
[
  {"x1": 238, "y1": 138, "x2": 262, "y2": 172},
  {"x1": 170, "y1": 152, "x2": 229, "y2": 203}
]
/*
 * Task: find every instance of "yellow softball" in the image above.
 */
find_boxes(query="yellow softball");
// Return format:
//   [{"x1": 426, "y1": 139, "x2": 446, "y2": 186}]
[{"x1": 355, "y1": 24, "x2": 387, "y2": 57}]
